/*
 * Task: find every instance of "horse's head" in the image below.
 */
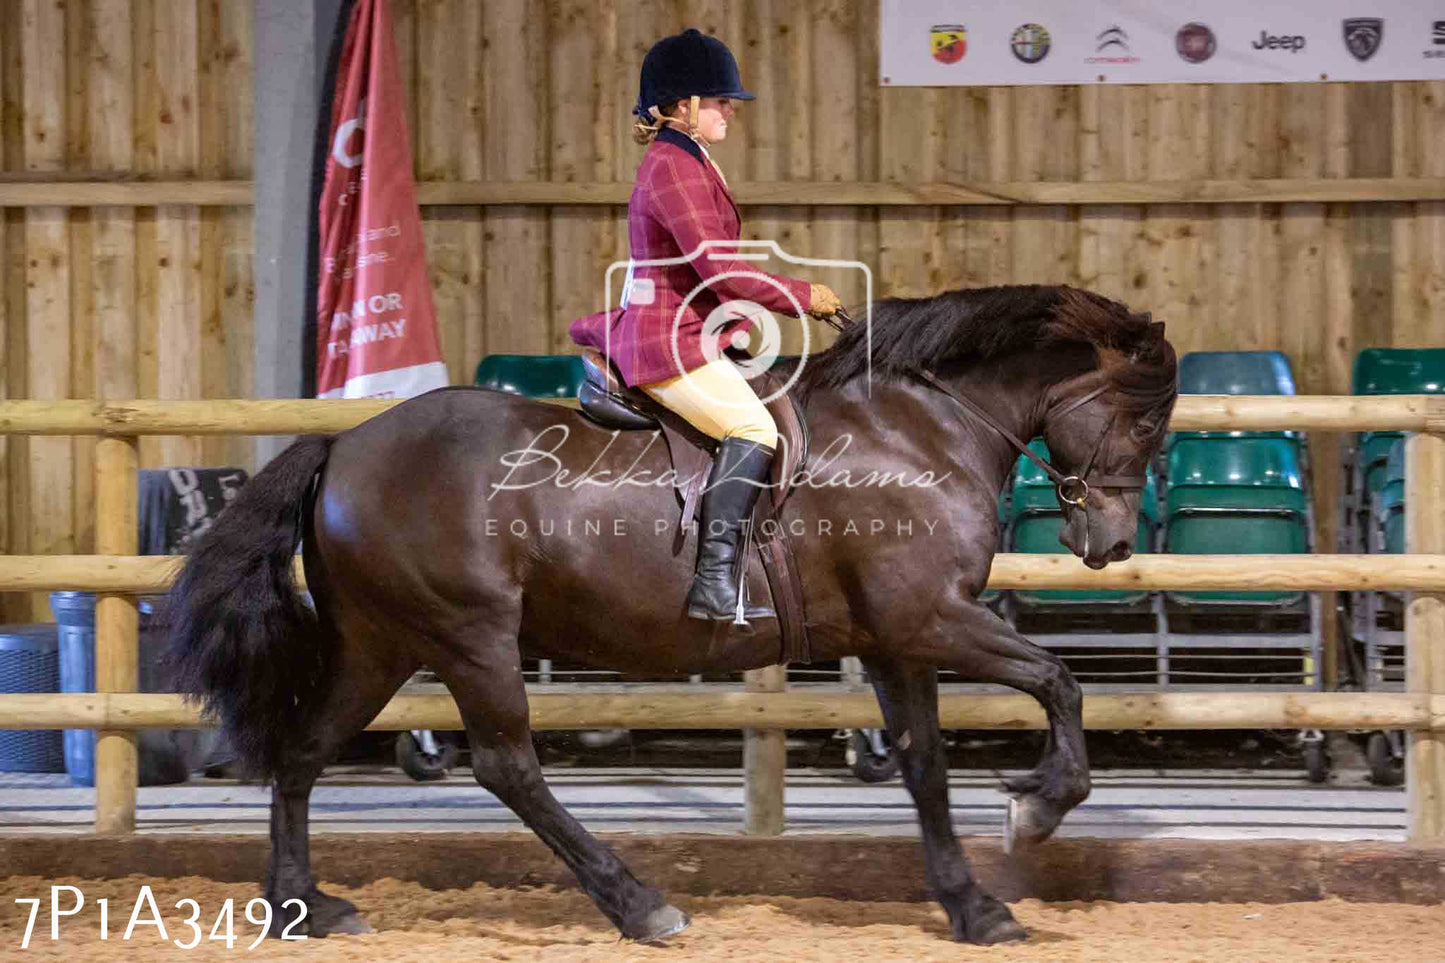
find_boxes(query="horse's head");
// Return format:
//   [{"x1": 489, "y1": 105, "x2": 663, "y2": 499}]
[
  {"x1": 801, "y1": 284, "x2": 1177, "y2": 570},
  {"x1": 1040, "y1": 317, "x2": 1177, "y2": 570}
]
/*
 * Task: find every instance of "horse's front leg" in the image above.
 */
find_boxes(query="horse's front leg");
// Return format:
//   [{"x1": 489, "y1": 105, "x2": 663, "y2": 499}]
[
  {"x1": 899, "y1": 592, "x2": 1091, "y2": 853},
  {"x1": 863, "y1": 656, "x2": 1027, "y2": 945}
]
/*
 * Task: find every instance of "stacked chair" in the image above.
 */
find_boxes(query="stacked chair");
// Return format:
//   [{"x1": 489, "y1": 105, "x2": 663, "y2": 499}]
[
  {"x1": 1001, "y1": 440, "x2": 1166, "y2": 687},
  {"x1": 1347, "y1": 349, "x2": 1445, "y2": 509},
  {"x1": 1161, "y1": 352, "x2": 1321, "y2": 699},
  {"x1": 1354, "y1": 439, "x2": 1406, "y2": 694},
  {"x1": 1341, "y1": 349, "x2": 1445, "y2": 784}
]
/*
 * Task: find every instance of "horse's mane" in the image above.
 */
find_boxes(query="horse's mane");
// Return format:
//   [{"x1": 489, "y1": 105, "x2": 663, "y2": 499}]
[{"x1": 800, "y1": 284, "x2": 1177, "y2": 417}]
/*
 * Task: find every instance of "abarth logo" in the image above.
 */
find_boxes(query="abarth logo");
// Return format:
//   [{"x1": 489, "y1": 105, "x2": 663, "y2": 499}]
[{"x1": 931, "y1": 24, "x2": 966, "y2": 64}]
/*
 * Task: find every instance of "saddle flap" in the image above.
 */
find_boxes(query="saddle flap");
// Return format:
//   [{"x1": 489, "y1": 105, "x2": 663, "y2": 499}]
[{"x1": 752, "y1": 369, "x2": 809, "y2": 510}]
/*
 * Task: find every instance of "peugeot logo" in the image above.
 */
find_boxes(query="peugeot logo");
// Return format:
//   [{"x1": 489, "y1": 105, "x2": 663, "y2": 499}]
[{"x1": 1343, "y1": 18, "x2": 1384, "y2": 61}]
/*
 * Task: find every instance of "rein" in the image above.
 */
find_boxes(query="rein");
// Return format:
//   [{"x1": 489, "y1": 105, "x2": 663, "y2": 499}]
[{"x1": 826, "y1": 307, "x2": 1146, "y2": 507}]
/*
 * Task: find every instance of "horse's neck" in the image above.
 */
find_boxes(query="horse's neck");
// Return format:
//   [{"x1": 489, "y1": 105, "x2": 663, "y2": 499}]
[
  {"x1": 798, "y1": 367, "x2": 1043, "y2": 496},
  {"x1": 793, "y1": 346, "x2": 1093, "y2": 484}
]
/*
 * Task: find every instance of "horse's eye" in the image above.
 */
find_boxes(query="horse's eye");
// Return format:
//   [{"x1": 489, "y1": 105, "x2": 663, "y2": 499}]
[{"x1": 1131, "y1": 421, "x2": 1155, "y2": 440}]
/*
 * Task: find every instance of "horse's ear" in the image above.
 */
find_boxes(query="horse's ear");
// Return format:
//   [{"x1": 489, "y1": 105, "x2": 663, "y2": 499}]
[{"x1": 1149, "y1": 320, "x2": 1166, "y2": 338}]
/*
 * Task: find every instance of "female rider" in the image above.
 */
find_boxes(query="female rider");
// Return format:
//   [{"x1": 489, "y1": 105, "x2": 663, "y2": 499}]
[{"x1": 570, "y1": 29, "x2": 843, "y2": 623}]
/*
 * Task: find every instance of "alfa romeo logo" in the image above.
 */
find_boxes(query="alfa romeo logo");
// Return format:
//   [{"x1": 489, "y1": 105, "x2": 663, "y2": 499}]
[{"x1": 1011, "y1": 24, "x2": 1051, "y2": 64}]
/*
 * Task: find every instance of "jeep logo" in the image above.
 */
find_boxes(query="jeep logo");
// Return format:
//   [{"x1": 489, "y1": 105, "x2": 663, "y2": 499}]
[{"x1": 1252, "y1": 30, "x2": 1307, "y2": 52}]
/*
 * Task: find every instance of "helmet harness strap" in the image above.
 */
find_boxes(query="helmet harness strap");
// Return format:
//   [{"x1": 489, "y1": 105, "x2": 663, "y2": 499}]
[{"x1": 637, "y1": 95, "x2": 705, "y2": 142}]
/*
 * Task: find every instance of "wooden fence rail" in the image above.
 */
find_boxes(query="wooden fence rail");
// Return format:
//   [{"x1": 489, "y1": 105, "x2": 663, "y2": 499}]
[
  {"x1": 0, "y1": 394, "x2": 1442, "y2": 435},
  {"x1": 0, "y1": 397, "x2": 1441, "y2": 841},
  {"x1": 3, "y1": 177, "x2": 1445, "y2": 208},
  {"x1": 0, "y1": 691, "x2": 1440, "y2": 734},
  {"x1": 0, "y1": 553, "x2": 1444, "y2": 593}
]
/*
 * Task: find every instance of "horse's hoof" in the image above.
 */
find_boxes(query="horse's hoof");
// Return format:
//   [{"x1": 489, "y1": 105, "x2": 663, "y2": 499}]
[
  {"x1": 1003, "y1": 794, "x2": 1057, "y2": 855},
  {"x1": 973, "y1": 916, "x2": 1028, "y2": 945},
  {"x1": 630, "y1": 904, "x2": 690, "y2": 944},
  {"x1": 322, "y1": 913, "x2": 374, "y2": 936}
]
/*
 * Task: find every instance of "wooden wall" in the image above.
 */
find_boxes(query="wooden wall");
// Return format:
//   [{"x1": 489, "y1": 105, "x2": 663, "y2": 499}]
[
  {"x1": 1, "y1": 0, "x2": 1443, "y2": 625},
  {"x1": 383, "y1": 0, "x2": 1444, "y2": 374},
  {"x1": 0, "y1": 0, "x2": 253, "y2": 618}
]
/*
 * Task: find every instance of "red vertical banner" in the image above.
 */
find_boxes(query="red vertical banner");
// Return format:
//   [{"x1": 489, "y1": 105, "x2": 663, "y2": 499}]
[{"x1": 315, "y1": 0, "x2": 446, "y2": 399}]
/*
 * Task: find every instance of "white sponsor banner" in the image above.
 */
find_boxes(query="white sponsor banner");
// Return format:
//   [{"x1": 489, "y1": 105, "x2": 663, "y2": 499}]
[
  {"x1": 881, "y1": 0, "x2": 1445, "y2": 86},
  {"x1": 315, "y1": 361, "x2": 450, "y2": 400}
]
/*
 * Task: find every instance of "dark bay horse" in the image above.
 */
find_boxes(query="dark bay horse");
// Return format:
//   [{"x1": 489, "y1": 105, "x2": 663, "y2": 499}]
[{"x1": 166, "y1": 284, "x2": 1177, "y2": 945}]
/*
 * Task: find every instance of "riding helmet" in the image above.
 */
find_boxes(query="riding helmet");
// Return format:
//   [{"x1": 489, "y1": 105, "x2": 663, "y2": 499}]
[{"x1": 633, "y1": 29, "x2": 755, "y2": 120}]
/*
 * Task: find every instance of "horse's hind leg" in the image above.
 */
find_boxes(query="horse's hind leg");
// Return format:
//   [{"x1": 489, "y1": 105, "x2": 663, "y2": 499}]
[
  {"x1": 862, "y1": 656, "x2": 1027, "y2": 945},
  {"x1": 897, "y1": 595, "x2": 1090, "y2": 854},
  {"x1": 436, "y1": 625, "x2": 688, "y2": 943},
  {"x1": 264, "y1": 619, "x2": 418, "y2": 937}
]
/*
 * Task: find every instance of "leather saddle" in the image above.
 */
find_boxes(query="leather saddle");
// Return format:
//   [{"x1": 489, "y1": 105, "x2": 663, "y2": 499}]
[
  {"x1": 577, "y1": 348, "x2": 810, "y2": 509},
  {"x1": 575, "y1": 348, "x2": 813, "y2": 663}
]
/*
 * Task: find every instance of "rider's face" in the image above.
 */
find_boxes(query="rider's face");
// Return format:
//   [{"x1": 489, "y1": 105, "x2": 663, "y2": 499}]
[{"x1": 675, "y1": 97, "x2": 734, "y2": 143}]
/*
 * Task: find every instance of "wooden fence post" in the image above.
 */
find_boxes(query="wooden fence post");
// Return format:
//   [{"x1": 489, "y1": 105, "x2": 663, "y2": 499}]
[
  {"x1": 1406, "y1": 431, "x2": 1445, "y2": 842},
  {"x1": 744, "y1": 664, "x2": 787, "y2": 835},
  {"x1": 94, "y1": 435, "x2": 139, "y2": 834}
]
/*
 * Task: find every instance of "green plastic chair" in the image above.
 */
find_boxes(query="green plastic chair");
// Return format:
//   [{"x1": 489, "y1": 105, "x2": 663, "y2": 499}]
[
  {"x1": 1353, "y1": 348, "x2": 1445, "y2": 395},
  {"x1": 1164, "y1": 437, "x2": 1307, "y2": 516},
  {"x1": 1006, "y1": 440, "x2": 1160, "y2": 607},
  {"x1": 1174, "y1": 351, "x2": 1300, "y2": 443},
  {"x1": 474, "y1": 354, "x2": 586, "y2": 399},
  {"x1": 1352, "y1": 349, "x2": 1445, "y2": 496},
  {"x1": 1164, "y1": 437, "x2": 1309, "y2": 605}
]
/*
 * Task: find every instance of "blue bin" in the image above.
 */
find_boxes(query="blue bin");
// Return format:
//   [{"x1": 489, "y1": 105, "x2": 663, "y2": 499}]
[
  {"x1": 53, "y1": 592, "x2": 99, "y2": 785},
  {"x1": 0, "y1": 625, "x2": 64, "y2": 772},
  {"x1": 52, "y1": 591, "x2": 201, "y2": 786}
]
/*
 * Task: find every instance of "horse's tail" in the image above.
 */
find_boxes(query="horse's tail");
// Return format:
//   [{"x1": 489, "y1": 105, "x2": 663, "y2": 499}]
[{"x1": 164, "y1": 435, "x2": 334, "y2": 783}]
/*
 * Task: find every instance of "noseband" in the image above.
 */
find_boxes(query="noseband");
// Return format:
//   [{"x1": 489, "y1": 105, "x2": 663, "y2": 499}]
[{"x1": 827, "y1": 308, "x2": 1147, "y2": 508}]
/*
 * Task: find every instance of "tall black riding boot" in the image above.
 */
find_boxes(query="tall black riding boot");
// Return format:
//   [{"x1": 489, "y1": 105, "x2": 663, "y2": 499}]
[{"x1": 686, "y1": 437, "x2": 776, "y2": 622}]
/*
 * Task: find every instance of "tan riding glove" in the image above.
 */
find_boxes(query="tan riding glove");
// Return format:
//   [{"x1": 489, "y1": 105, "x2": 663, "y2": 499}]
[{"x1": 808, "y1": 282, "x2": 843, "y2": 318}]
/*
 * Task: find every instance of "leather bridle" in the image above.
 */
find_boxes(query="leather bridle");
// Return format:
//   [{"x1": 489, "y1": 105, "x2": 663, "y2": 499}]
[{"x1": 827, "y1": 308, "x2": 1148, "y2": 508}]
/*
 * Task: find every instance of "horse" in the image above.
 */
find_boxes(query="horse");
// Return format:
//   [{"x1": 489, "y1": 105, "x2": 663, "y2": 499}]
[{"x1": 164, "y1": 284, "x2": 1177, "y2": 946}]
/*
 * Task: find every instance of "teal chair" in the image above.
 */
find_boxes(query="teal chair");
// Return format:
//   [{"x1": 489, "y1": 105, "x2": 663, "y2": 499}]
[
  {"x1": 1352, "y1": 349, "x2": 1445, "y2": 498},
  {"x1": 1174, "y1": 351, "x2": 1300, "y2": 443},
  {"x1": 474, "y1": 354, "x2": 586, "y2": 399},
  {"x1": 1006, "y1": 440, "x2": 1160, "y2": 608},
  {"x1": 1179, "y1": 350, "x2": 1298, "y2": 397},
  {"x1": 1164, "y1": 437, "x2": 1309, "y2": 606}
]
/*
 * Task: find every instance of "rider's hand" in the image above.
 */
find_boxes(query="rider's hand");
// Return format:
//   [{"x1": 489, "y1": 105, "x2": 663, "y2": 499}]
[{"x1": 808, "y1": 283, "x2": 843, "y2": 318}]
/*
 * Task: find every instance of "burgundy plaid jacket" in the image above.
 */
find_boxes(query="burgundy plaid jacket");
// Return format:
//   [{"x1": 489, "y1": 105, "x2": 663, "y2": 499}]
[{"x1": 569, "y1": 128, "x2": 811, "y2": 387}]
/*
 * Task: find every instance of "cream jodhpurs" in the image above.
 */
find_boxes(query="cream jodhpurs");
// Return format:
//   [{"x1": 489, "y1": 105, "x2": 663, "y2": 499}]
[{"x1": 640, "y1": 358, "x2": 778, "y2": 448}]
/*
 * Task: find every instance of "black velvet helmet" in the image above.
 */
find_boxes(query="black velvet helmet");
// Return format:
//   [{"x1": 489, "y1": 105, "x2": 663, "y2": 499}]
[{"x1": 633, "y1": 29, "x2": 755, "y2": 120}]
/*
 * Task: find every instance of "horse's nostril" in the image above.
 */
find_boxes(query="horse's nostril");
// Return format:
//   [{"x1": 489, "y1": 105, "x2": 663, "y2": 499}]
[{"x1": 1111, "y1": 541, "x2": 1132, "y2": 561}]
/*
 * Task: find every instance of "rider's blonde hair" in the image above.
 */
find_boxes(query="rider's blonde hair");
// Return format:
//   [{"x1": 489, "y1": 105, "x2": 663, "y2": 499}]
[{"x1": 632, "y1": 95, "x2": 701, "y2": 145}]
